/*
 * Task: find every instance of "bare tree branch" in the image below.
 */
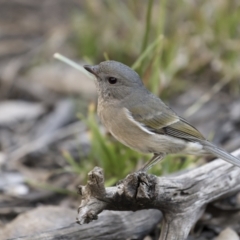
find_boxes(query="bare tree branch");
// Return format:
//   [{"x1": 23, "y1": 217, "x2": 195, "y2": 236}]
[
  {"x1": 77, "y1": 149, "x2": 240, "y2": 240},
  {"x1": 14, "y1": 210, "x2": 161, "y2": 240}
]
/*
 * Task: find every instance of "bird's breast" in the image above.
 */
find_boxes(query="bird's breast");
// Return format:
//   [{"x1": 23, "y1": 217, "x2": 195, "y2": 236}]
[{"x1": 98, "y1": 103, "x2": 153, "y2": 153}]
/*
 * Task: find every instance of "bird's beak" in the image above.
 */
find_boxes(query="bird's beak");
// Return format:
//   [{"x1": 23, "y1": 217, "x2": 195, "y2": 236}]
[{"x1": 83, "y1": 65, "x2": 99, "y2": 77}]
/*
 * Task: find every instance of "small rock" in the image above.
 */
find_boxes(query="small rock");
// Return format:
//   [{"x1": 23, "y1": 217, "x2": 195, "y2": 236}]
[
  {"x1": 214, "y1": 227, "x2": 239, "y2": 240},
  {"x1": 0, "y1": 206, "x2": 77, "y2": 239},
  {"x1": 0, "y1": 172, "x2": 25, "y2": 190},
  {"x1": 4, "y1": 183, "x2": 29, "y2": 196},
  {"x1": 0, "y1": 101, "x2": 45, "y2": 126}
]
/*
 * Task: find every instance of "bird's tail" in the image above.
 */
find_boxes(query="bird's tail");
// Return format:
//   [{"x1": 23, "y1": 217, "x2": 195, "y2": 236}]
[{"x1": 200, "y1": 140, "x2": 240, "y2": 168}]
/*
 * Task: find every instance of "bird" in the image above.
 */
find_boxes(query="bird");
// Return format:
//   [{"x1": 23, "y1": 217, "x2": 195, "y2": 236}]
[{"x1": 83, "y1": 60, "x2": 240, "y2": 171}]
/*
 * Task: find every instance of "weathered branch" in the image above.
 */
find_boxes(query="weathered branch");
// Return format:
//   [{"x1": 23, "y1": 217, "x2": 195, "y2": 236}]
[
  {"x1": 13, "y1": 210, "x2": 161, "y2": 240},
  {"x1": 77, "y1": 149, "x2": 240, "y2": 240}
]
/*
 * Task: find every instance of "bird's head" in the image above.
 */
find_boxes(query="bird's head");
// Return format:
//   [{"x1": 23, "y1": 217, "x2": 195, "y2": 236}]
[{"x1": 84, "y1": 61, "x2": 144, "y2": 100}]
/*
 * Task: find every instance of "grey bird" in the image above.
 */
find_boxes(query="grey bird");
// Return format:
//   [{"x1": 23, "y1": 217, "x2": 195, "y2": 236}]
[{"x1": 84, "y1": 60, "x2": 240, "y2": 171}]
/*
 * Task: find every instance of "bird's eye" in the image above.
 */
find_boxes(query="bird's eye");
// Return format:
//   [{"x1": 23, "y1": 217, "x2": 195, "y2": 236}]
[{"x1": 108, "y1": 77, "x2": 117, "y2": 84}]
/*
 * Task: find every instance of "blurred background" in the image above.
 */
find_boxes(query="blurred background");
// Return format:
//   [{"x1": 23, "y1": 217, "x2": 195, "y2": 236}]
[{"x1": 0, "y1": 0, "x2": 240, "y2": 239}]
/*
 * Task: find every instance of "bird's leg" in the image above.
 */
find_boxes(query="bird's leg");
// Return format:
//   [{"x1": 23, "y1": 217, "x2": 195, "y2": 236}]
[{"x1": 139, "y1": 153, "x2": 165, "y2": 172}]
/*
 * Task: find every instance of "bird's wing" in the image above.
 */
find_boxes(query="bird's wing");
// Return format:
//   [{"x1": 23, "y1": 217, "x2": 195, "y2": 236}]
[{"x1": 127, "y1": 97, "x2": 205, "y2": 141}]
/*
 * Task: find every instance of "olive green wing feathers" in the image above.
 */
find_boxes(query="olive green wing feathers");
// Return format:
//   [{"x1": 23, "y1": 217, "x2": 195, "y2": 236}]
[
  {"x1": 162, "y1": 118, "x2": 205, "y2": 140},
  {"x1": 128, "y1": 97, "x2": 205, "y2": 141}
]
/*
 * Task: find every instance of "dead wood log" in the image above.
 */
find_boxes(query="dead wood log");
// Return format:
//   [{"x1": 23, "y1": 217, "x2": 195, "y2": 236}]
[
  {"x1": 77, "y1": 149, "x2": 240, "y2": 240},
  {"x1": 11, "y1": 209, "x2": 161, "y2": 240}
]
